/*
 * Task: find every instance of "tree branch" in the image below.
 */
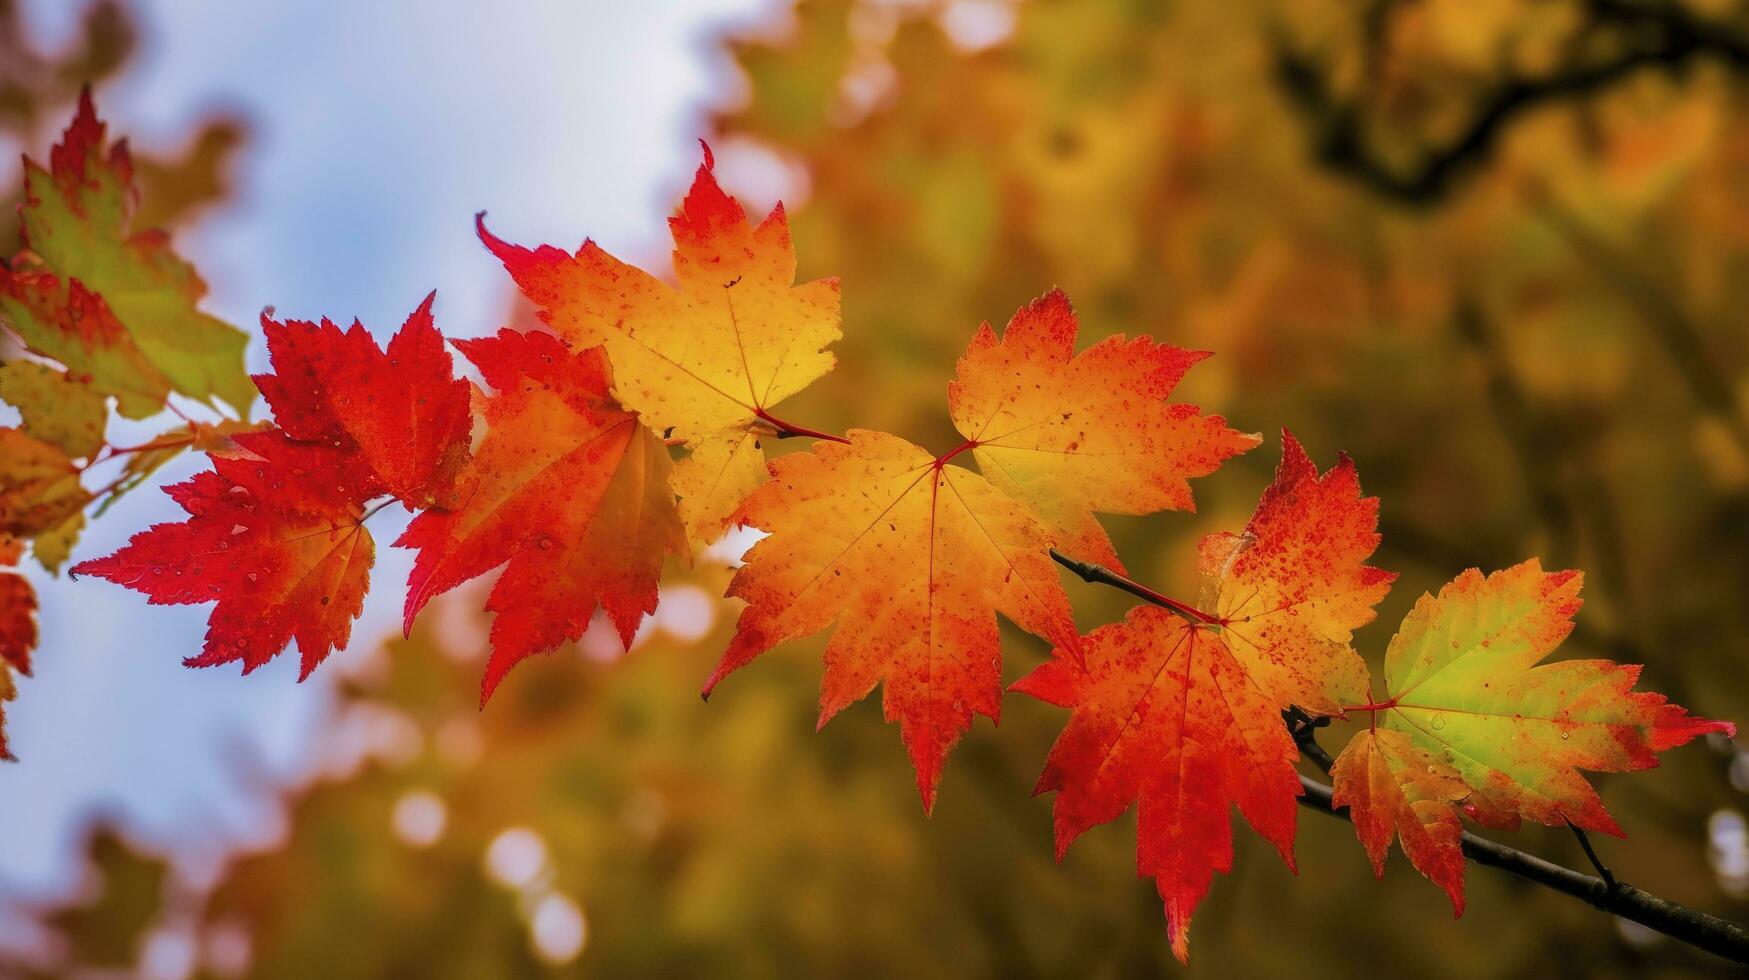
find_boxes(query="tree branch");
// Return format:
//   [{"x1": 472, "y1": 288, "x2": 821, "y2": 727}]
[
  {"x1": 1295, "y1": 773, "x2": 1749, "y2": 963},
  {"x1": 1289, "y1": 719, "x2": 1749, "y2": 964},
  {"x1": 1057, "y1": 558, "x2": 1749, "y2": 962},
  {"x1": 1274, "y1": 0, "x2": 1749, "y2": 203}
]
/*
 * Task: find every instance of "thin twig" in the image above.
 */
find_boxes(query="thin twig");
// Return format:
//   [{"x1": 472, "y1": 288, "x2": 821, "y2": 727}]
[
  {"x1": 1053, "y1": 548, "x2": 1749, "y2": 962},
  {"x1": 1567, "y1": 822, "x2": 1620, "y2": 893},
  {"x1": 1273, "y1": 0, "x2": 1749, "y2": 203},
  {"x1": 1296, "y1": 773, "x2": 1749, "y2": 963},
  {"x1": 1292, "y1": 723, "x2": 1748, "y2": 964},
  {"x1": 752, "y1": 407, "x2": 850, "y2": 444},
  {"x1": 1048, "y1": 548, "x2": 1219, "y2": 625}
]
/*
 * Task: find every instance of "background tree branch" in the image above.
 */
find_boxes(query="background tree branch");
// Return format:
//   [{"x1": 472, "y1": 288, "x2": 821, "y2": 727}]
[{"x1": 1274, "y1": 0, "x2": 1749, "y2": 203}]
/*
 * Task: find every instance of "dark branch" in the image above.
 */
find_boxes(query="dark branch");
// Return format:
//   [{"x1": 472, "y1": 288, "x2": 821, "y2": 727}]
[
  {"x1": 1567, "y1": 822, "x2": 1620, "y2": 892},
  {"x1": 1291, "y1": 724, "x2": 1749, "y2": 964},
  {"x1": 1295, "y1": 774, "x2": 1749, "y2": 964},
  {"x1": 1048, "y1": 548, "x2": 1218, "y2": 624},
  {"x1": 1275, "y1": 0, "x2": 1749, "y2": 203},
  {"x1": 1054, "y1": 556, "x2": 1749, "y2": 962}
]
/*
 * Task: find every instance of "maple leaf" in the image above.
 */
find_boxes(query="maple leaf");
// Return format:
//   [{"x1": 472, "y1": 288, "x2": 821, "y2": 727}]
[
  {"x1": 478, "y1": 143, "x2": 840, "y2": 548},
  {"x1": 0, "y1": 360, "x2": 107, "y2": 458},
  {"x1": 1329, "y1": 727, "x2": 1468, "y2": 913},
  {"x1": 10, "y1": 90, "x2": 251, "y2": 412},
  {"x1": 254, "y1": 292, "x2": 473, "y2": 508},
  {"x1": 947, "y1": 288, "x2": 1259, "y2": 571},
  {"x1": 1013, "y1": 432, "x2": 1392, "y2": 960},
  {"x1": 0, "y1": 427, "x2": 91, "y2": 540},
  {"x1": 0, "y1": 272, "x2": 169, "y2": 420},
  {"x1": 1013, "y1": 609, "x2": 1296, "y2": 961},
  {"x1": 397, "y1": 329, "x2": 685, "y2": 703},
  {"x1": 29, "y1": 508, "x2": 85, "y2": 575},
  {"x1": 1329, "y1": 559, "x2": 1734, "y2": 907},
  {"x1": 669, "y1": 427, "x2": 767, "y2": 547},
  {"x1": 0, "y1": 537, "x2": 32, "y2": 761},
  {"x1": 72, "y1": 431, "x2": 377, "y2": 679},
  {"x1": 705, "y1": 430, "x2": 1080, "y2": 812},
  {"x1": 1195, "y1": 431, "x2": 1395, "y2": 713}
]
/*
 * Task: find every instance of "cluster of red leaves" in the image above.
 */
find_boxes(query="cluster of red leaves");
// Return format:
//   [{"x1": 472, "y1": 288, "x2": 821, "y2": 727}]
[
  {"x1": 11, "y1": 98, "x2": 1731, "y2": 962},
  {"x1": 75, "y1": 296, "x2": 470, "y2": 677}
]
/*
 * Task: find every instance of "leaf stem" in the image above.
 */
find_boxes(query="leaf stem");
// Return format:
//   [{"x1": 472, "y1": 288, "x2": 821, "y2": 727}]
[
  {"x1": 1567, "y1": 821, "x2": 1620, "y2": 893},
  {"x1": 752, "y1": 407, "x2": 850, "y2": 444},
  {"x1": 1047, "y1": 549, "x2": 1220, "y2": 625},
  {"x1": 358, "y1": 499, "x2": 396, "y2": 525},
  {"x1": 935, "y1": 439, "x2": 979, "y2": 467}
]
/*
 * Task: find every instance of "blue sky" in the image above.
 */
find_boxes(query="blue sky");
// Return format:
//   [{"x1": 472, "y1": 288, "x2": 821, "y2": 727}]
[{"x1": 1, "y1": 0, "x2": 780, "y2": 901}]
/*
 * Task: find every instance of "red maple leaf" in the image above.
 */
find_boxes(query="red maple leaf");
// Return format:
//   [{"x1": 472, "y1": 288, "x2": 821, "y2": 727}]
[
  {"x1": 0, "y1": 536, "x2": 36, "y2": 760},
  {"x1": 255, "y1": 292, "x2": 472, "y2": 508},
  {"x1": 73, "y1": 431, "x2": 377, "y2": 678},
  {"x1": 397, "y1": 329, "x2": 685, "y2": 703},
  {"x1": 1014, "y1": 432, "x2": 1393, "y2": 960}
]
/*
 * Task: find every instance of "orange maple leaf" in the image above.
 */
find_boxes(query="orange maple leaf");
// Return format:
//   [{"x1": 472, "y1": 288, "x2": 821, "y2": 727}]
[
  {"x1": 1195, "y1": 431, "x2": 1396, "y2": 713},
  {"x1": 948, "y1": 288, "x2": 1259, "y2": 571},
  {"x1": 479, "y1": 144, "x2": 840, "y2": 549},
  {"x1": 705, "y1": 430, "x2": 1080, "y2": 811},
  {"x1": 1329, "y1": 727, "x2": 1468, "y2": 913},
  {"x1": 1014, "y1": 431, "x2": 1393, "y2": 960}
]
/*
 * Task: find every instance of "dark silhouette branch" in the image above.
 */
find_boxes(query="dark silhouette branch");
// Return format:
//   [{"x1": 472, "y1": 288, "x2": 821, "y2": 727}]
[
  {"x1": 1292, "y1": 725, "x2": 1749, "y2": 964},
  {"x1": 1064, "y1": 564, "x2": 1749, "y2": 963},
  {"x1": 1275, "y1": 0, "x2": 1749, "y2": 203}
]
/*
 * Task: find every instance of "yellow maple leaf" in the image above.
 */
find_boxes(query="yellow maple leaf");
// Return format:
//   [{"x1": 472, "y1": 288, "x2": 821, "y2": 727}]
[{"x1": 479, "y1": 145, "x2": 840, "y2": 549}]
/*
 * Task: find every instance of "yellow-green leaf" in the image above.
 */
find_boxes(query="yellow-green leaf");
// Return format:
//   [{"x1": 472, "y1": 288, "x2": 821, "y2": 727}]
[{"x1": 0, "y1": 360, "x2": 107, "y2": 457}]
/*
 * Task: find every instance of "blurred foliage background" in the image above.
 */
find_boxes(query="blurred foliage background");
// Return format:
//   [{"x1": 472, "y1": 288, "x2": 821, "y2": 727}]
[{"x1": 7, "y1": 0, "x2": 1749, "y2": 976}]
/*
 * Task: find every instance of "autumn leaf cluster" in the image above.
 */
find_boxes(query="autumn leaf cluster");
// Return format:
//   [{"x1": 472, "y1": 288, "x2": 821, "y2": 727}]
[{"x1": 1, "y1": 95, "x2": 1733, "y2": 961}]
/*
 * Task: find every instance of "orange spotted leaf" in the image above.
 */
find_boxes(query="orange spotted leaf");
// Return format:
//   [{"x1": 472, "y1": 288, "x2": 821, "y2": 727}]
[
  {"x1": 1197, "y1": 430, "x2": 1395, "y2": 713},
  {"x1": 396, "y1": 330, "x2": 685, "y2": 703},
  {"x1": 1015, "y1": 433, "x2": 1392, "y2": 960},
  {"x1": 72, "y1": 431, "x2": 377, "y2": 679},
  {"x1": 479, "y1": 143, "x2": 839, "y2": 548},
  {"x1": 1329, "y1": 727, "x2": 1468, "y2": 914},
  {"x1": 255, "y1": 293, "x2": 472, "y2": 508},
  {"x1": 949, "y1": 288, "x2": 1258, "y2": 570},
  {"x1": 0, "y1": 427, "x2": 91, "y2": 540},
  {"x1": 705, "y1": 430, "x2": 1080, "y2": 812},
  {"x1": 1013, "y1": 611, "x2": 1298, "y2": 962}
]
